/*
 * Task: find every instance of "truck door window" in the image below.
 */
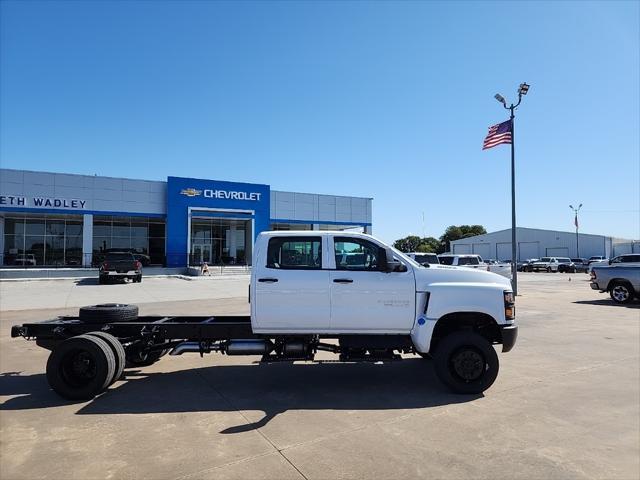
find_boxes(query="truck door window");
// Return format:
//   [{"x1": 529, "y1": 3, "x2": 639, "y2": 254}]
[
  {"x1": 267, "y1": 237, "x2": 322, "y2": 269},
  {"x1": 334, "y1": 238, "x2": 385, "y2": 271}
]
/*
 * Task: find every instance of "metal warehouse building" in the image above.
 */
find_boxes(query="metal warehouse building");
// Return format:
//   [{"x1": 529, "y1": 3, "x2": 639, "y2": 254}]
[
  {"x1": 449, "y1": 227, "x2": 639, "y2": 261},
  {"x1": 0, "y1": 169, "x2": 372, "y2": 268}
]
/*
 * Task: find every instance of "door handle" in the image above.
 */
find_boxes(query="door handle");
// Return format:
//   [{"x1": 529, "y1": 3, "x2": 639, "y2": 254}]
[
  {"x1": 333, "y1": 278, "x2": 353, "y2": 283},
  {"x1": 258, "y1": 278, "x2": 279, "y2": 283}
]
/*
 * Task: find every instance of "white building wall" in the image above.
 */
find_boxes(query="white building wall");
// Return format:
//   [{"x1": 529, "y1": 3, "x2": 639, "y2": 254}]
[
  {"x1": 271, "y1": 190, "x2": 372, "y2": 227},
  {"x1": 1, "y1": 169, "x2": 166, "y2": 215},
  {"x1": 449, "y1": 227, "x2": 627, "y2": 261}
]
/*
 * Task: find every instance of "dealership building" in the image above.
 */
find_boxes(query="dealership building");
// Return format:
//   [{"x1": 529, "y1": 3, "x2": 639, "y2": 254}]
[{"x1": 0, "y1": 169, "x2": 372, "y2": 268}]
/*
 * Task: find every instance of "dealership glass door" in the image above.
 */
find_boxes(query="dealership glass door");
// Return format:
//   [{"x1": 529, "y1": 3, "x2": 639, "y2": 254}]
[
  {"x1": 190, "y1": 216, "x2": 252, "y2": 266},
  {"x1": 192, "y1": 243, "x2": 212, "y2": 265}
]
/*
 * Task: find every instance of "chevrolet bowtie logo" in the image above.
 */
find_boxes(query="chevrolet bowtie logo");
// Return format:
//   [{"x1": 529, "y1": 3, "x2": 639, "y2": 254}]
[{"x1": 180, "y1": 188, "x2": 202, "y2": 197}]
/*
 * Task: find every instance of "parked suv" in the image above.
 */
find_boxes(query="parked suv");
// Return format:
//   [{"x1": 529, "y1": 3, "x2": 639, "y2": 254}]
[
  {"x1": 570, "y1": 258, "x2": 588, "y2": 273},
  {"x1": 556, "y1": 257, "x2": 577, "y2": 273},
  {"x1": 530, "y1": 257, "x2": 561, "y2": 272},
  {"x1": 588, "y1": 256, "x2": 607, "y2": 265}
]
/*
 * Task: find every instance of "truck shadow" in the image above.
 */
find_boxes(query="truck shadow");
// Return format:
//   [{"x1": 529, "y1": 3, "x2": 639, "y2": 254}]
[
  {"x1": 0, "y1": 360, "x2": 480, "y2": 432},
  {"x1": 573, "y1": 299, "x2": 639, "y2": 308}
]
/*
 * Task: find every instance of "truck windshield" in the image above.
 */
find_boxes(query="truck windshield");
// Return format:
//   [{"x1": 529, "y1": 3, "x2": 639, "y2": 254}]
[{"x1": 389, "y1": 247, "x2": 421, "y2": 269}]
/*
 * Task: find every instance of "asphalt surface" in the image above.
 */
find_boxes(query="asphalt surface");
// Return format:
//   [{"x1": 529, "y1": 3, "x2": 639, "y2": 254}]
[{"x1": 0, "y1": 273, "x2": 638, "y2": 479}]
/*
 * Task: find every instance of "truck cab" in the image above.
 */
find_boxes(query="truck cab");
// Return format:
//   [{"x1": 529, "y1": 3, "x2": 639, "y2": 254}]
[{"x1": 251, "y1": 231, "x2": 517, "y2": 387}]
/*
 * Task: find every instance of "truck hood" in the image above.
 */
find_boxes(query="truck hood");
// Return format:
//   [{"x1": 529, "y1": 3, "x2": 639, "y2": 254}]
[{"x1": 414, "y1": 265, "x2": 512, "y2": 290}]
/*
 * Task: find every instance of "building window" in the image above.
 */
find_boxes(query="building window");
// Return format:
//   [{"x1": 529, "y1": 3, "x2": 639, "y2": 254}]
[
  {"x1": 2, "y1": 214, "x2": 83, "y2": 267},
  {"x1": 92, "y1": 216, "x2": 166, "y2": 266}
]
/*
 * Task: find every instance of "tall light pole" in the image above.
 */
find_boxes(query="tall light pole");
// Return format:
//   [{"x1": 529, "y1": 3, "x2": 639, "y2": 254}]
[
  {"x1": 494, "y1": 82, "x2": 530, "y2": 296},
  {"x1": 569, "y1": 203, "x2": 583, "y2": 257}
]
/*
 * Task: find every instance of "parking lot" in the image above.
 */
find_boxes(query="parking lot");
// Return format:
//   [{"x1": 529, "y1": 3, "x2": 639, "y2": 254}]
[{"x1": 1, "y1": 273, "x2": 638, "y2": 480}]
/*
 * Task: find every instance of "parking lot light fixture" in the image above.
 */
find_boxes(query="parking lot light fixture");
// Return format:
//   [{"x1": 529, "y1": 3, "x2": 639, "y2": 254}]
[{"x1": 492, "y1": 82, "x2": 531, "y2": 296}]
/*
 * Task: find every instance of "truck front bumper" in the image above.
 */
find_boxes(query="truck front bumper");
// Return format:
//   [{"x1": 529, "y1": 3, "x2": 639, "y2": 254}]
[
  {"x1": 590, "y1": 282, "x2": 601, "y2": 290},
  {"x1": 501, "y1": 324, "x2": 518, "y2": 353}
]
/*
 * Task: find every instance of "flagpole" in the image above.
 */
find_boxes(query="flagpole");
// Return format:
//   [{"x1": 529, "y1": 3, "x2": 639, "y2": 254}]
[
  {"x1": 492, "y1": 83, "x2": 529, "y2": 296},
  {"x1": 570, "y1": 204, "x2": 583, "y2": 258}
]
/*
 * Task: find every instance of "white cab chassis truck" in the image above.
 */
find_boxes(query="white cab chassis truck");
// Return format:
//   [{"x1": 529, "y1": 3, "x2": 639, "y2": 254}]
[{"x1": 12, "y1": 231, "x2": 518, "y2": 400}]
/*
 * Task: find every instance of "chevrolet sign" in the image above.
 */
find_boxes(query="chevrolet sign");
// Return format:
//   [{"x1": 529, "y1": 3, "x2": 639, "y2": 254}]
[{"x1": 203, "y1": 189, "x2": 261, "y2": 201}]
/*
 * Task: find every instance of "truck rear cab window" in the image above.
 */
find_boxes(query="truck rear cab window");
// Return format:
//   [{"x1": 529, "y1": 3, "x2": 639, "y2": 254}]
[
  {"x1": 439, "y1": 256, "x2": 454, "y2": 265},
  {"x1": 458, "y1": 257, "x2": 480, "y2": 266},
  {"x1": 334, "y1": 237, "x2": 385, "y2": 271},
  {"x1": 267, "y1": 237, "x2": 322, "y2": 269}
]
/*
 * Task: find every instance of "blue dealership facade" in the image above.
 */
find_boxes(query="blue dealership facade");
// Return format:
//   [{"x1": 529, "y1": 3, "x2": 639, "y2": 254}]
[{"x1": 0, "y1": 169, "x2": 372, "y2": 268}]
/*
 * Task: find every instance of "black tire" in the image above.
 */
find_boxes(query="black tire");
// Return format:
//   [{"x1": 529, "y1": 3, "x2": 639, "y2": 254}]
[
  {"x1": 610, "y1": 281, "x2": 635, "y2": 304},
  {"x1": 433, "y1": 331, "x2": 499, "y2": 394},
  {"x1": 136, "y1": 275, "x2": 142, "y2": 283},
  {"x1": 78, "y1": 304, "x2": 139, "y2": 324},
  {"x1": 46, "y1": 334, "x2": 116, "y2": 400},
  {"x1": 98, "y1": 276, "x2": 105, "y2": 285},
  {"x1": 85, "y1": 332, "x2": 126, "y2": 384},
  {"x1": 546, "y1": 267, "x2": 552, "y2": 273}
]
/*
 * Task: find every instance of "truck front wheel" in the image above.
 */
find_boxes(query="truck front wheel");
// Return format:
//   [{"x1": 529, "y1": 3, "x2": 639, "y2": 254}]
[{"x1": 433, "y1": 331, "x2": 499, "y2": 394}]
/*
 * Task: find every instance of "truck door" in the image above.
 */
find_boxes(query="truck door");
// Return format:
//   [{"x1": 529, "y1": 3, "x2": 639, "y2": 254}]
[
  {"x1": 329, "y1": 236, "x2": 415, "y2": 332},
  {"x1": 253, "y1": 235, "x2": 330, "y2": 331}
]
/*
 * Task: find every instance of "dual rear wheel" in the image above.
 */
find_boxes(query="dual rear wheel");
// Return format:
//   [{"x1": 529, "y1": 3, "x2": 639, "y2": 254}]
[{"x1": 46, "y1": 332, "x2": 125, "y2": 400}]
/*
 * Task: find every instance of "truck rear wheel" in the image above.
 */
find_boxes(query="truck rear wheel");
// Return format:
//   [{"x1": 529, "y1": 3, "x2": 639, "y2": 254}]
[
  {"x1": 610, "y1": 281, "x2": 634, "y2": 304},
  {"x1": 433, "y1": 331, "x2": 499, "y2": 394},
  {"x1": 46, "y1": 334, "x2": 116, "y2": 400},
  {"x1": 85, "y1": 332, "x2": 126, "y2": 384},
  {"x1": 78, "y1": 304, "x2": 139, "y2": 324}
]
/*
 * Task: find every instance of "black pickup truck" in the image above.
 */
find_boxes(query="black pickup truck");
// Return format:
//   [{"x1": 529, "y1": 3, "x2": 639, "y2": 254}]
[{"x1": 99, "y1": 252, "x2": 143, "y2": 284}]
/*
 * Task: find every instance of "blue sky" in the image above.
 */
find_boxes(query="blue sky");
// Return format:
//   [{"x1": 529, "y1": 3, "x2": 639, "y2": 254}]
[{"x1": 1, "y1": 0, "x2": 638, "y2": 242}]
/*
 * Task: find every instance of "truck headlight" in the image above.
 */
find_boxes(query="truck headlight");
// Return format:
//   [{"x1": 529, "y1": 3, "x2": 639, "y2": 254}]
[{"x1": 504, "y1": 291, "x2": 515, "y2": 320}]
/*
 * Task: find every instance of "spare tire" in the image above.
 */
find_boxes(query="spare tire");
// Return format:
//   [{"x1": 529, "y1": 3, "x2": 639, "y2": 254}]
[{"x1": 79, "y1": 304, "x2": 139, "y2": 324}]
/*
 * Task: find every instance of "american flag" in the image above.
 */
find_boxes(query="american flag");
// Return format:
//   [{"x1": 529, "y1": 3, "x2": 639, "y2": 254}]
[{"x1": 483, "y1": 119, "x2": 512, "y2": 150}]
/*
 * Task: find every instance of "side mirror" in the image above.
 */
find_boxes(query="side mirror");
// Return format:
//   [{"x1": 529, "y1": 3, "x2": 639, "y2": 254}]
[{"x1": 384, "y1": 248, "x2": 403, "y2": 272}]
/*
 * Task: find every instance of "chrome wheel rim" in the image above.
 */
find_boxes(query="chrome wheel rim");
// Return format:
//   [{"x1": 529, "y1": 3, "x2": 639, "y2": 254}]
[{"x1": 612, "y1": 286, "x2": 630, "y2": 302}]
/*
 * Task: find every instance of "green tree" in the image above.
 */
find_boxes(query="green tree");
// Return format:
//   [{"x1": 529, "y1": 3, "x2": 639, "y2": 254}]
[
  {"x1": 393, "y1": 235, "x2": 442, "y2": 253},
  {"x1": 416, "y1": 237, "x2": 440, "y2": 253},
  {"x1": 439, "y1": 225, "x2": 487, "y2": 253},
  {"x1": 393, "y1": 235, "x2": 423, "y2": 253}
]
